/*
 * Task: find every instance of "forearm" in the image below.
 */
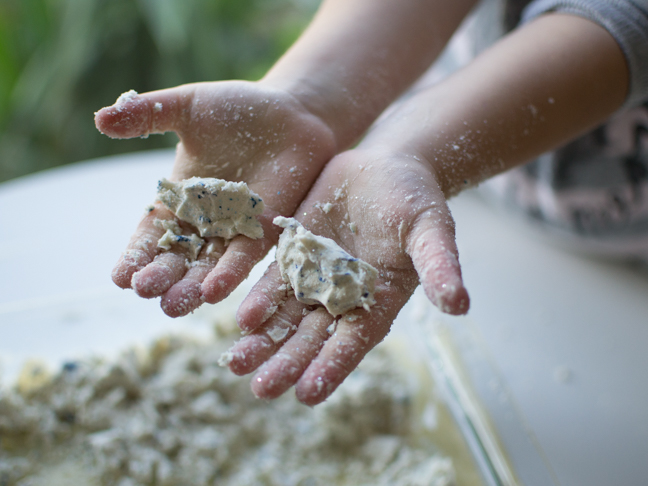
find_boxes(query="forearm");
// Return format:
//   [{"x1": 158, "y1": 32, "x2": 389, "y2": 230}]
[
  {"x1": 361, "y1": 13, "x2": 629, "y2": 196},
  {"x1": 261, "y1": 0, "x2": 476, "y2": 151}
]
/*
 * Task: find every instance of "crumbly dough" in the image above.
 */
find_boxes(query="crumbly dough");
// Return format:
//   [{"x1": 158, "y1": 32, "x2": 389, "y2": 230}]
[
  {"x1": 154, "y1": 219, "x2": 204, "y2": 260},
  {"x1": 0, "y1": 331, "x2": 456, "y2": 486},
  {"x1": 157, "y1": 177, "x2": 264, "y2": 240},
  {"x1": 274, "y1": 217, "x2": 378, "y2": 316}
]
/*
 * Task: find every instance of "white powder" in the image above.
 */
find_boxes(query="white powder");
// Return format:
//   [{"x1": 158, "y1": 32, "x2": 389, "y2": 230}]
[
  {"x1": 0, "y1": 331, "x2": 457, "y2": 486},
  {"x1": 274, "y1": 217, "x2": 378, "y2": 316},
  {"x1": 157, "y1": 177, "x2": 264, "y2": 240},
  {"x1": 116, "y1": 89, "x2": 139, "y2": 105},
  {"x1": 266, "y1": 324, "x2": 292, "y2": 343}
]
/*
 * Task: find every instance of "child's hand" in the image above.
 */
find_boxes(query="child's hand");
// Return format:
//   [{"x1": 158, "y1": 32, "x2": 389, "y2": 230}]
[
  {"x1": 93, "y1": 0, "x2": 478, "y2": 319},
  {"x1": 95, "y1": 81, "x2": 335, "y2": 316},
  {"x1": 220, "y1": 10, "x2": 628, "y2": 406},
  {"x1": 225, "y1": 149, "x2": 469, "y2": 405}
]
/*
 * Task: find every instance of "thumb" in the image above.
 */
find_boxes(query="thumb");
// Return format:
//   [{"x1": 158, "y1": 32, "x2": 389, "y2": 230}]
[
  {"x1": 94, "y1": 87, "x2": 192, "y2": 139},
  {"x1": 406, "y1": 203, "x2": 470, "y2": 315}
]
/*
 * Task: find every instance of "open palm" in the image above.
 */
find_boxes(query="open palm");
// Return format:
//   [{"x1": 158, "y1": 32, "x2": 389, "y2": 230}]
[
  {"x1": 226, "y1": 148, "x2": 469, "y2": 405},
  {"x1": 96, "y1": 81, "x2": 336, "y2": 316}
]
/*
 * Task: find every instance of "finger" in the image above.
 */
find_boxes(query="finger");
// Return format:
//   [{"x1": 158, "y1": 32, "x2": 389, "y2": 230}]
[
  {"x1": 111, "y1": 205, "x2": 175, "y2": 289},
  {"x1": 236, "y1": 263, "x2": 291, "y2": 334},
  {"x1": 131, "y1": 252, "x2": 188, "y2": 299},
  {"x1": 160, "y1": 238, "x2": 224, "y2": 317},
  {"x1": 251, "y1": 308, "x2": 333, "y2": 400},
  {"x1": 201, "y1": 213, "x2": 282, "y2": 304},
  {"x1": 406, "y1": 203, "x2": 469, "y2": 315},
  {"x1": 94, "y1": 87, "x2": 192, "y2": 139},
  {"x1": 294, "y1": 285, "x2": 407, "y2": 406},
  {"x1": 224, "y1": 297, "x2": 307, "y2": 376}
]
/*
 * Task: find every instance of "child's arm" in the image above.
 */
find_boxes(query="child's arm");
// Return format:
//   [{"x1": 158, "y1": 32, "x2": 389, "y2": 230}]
[
  {"x1": 364, "y1": 12, "x2": 629, "y2": 198},
  {"x1": 96, "y1": 0, "x2": 476, "y2": 316},
  {"x1": 228, "y1": 13, "x2": 629, "y2": 405},
  {"x1": 261, "y1": 0, "x2": 477, "y2": 149}
]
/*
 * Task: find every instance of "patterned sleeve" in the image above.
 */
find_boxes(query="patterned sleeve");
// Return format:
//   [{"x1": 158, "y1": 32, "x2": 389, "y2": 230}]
[{"x1": 522, "y1": 0, "x2": 648, "y2": 108}]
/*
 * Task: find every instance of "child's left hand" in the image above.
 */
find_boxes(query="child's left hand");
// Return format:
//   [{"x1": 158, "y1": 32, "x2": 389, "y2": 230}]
[
  {"x1": 225, "y1": 148, "x2": 469, "y2": 406},
  {"x1": 95, "y1": 81, "x2": 336, "y2": 317}
]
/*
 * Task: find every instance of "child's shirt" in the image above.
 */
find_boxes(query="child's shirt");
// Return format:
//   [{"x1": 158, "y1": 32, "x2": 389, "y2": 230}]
[{"x1": 446, "y1": 0, "x2": 648, "y2": 258}]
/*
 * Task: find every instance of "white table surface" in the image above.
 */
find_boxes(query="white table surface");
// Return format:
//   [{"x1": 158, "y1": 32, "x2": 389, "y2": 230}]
[
  {"x1": 1, "y1": 150, "x2": 647, "y2": 486},
  {"x1": 415, "y1": 191, "x2": 648, "y2": 486}
]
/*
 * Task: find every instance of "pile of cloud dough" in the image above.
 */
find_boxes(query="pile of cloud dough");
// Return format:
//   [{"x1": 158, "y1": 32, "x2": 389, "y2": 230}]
[{"x1": 0, "y1": 328, "x2": 455, "y2": 486}]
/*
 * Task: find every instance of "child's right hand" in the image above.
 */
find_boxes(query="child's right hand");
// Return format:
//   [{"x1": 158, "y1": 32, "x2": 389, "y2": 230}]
[
  {"x1": 224, "y1": 147, "x2": 469, "y2": 406},
  {"x1": 95, "y1": 81, "x2": 336, "y2": 317},
  {"x1": 218, "y1": 10, "x2": 632, "y2": 405}
]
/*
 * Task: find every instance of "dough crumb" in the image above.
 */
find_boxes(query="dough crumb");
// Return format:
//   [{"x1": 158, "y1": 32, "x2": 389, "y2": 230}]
[
  {"x1": 274, "y1": 217, "x2": 378, "y2": 316},
  {"x1": 16, "y1": 360, "x2": 51, "y2": 396},
  {"x1": 157, "y1": 177, "x2": 264, "y2": 239},
  {"x1": 154, "y1": 219, "x2": 204, "y2": 261},
  {"x1": 204, "y1": 242, "x2": 220, "y2": 256},
  {"x1": 218, "y1": 349, "x2": 235, "y2": 367},
  {"x1": 317, "y1": 202, "x2": 334, "y2": 213},
  {"x1": 267, "y1": 325, "x2": 291, "y2": 343},
  {"x1": 116, "y1": 89, "x2": 138, "y2": 104},
  {"x1": 261, "y1": 305, "x2": 279, "y2": 323}
]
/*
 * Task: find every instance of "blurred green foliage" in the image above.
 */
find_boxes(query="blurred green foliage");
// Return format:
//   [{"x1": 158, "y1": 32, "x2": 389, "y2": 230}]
[{"x1": 0, "y1": 0, "x2": 319, "y2": 182}]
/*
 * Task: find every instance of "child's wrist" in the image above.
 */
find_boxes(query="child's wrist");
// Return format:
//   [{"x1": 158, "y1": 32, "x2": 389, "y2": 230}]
[
  {"x1": 354, "y1": 136, "x2": 461, "y2": 199},
  {"x1": 259, "y1": 74, "x2": 377, "y2": 153},
  {"x1": 261, "y1": 77, "x2": 339, "y2": 142}
]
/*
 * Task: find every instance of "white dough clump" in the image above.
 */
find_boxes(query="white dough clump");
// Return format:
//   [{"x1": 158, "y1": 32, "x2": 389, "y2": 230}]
[
  {"x1": 274, "y1": 217, "x2": 378, "y2": 316},
  {"x1": 154, "y1": 219, "x2": 204, "y2": 261},
  {"x1": 157, "y1": 177, "x2": 264, "y2": 240},
  {"x1": 317, "y1": 201, "x2": 333, "y2": 213}
]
